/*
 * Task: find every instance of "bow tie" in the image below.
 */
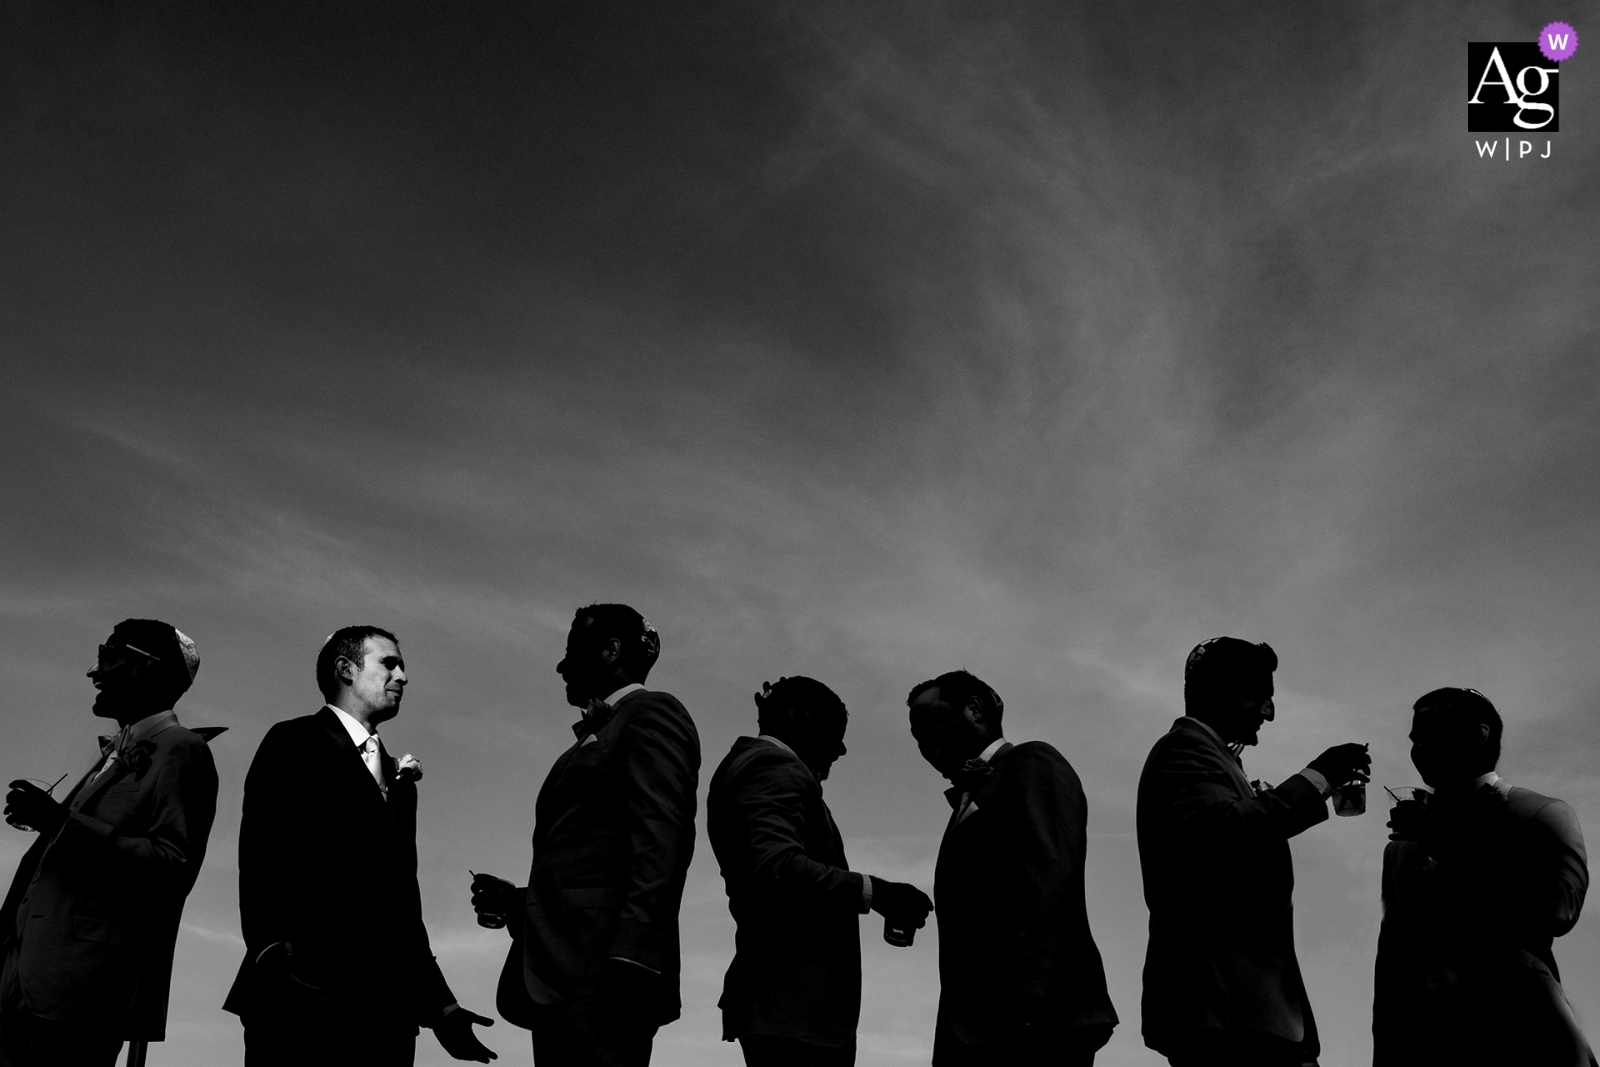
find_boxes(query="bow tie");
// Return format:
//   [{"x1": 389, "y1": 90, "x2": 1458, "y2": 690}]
[{"x1": 571, "y1": 700, "x2": 616, "y2": 742}]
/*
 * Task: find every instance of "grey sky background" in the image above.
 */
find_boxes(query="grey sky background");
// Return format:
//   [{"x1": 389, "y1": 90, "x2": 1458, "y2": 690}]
[{"x1": 3, "y1": 1, "x2": 1599, "y2": 1064}]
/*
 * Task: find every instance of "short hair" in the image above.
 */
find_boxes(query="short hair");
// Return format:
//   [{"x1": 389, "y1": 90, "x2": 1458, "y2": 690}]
[
  {"x1": 1183, "y1": 636, "x2": 1278, "y2": 712},
  {"x1": 573, "y1": 603, "x2": 660, "y2": 676},
  {"x1": 906, "y1": 670, "x2": 1004, "y2": 727},
  {"x1": 316, "y1": 625, "x2": 399, "y2": 702},
  {"x1": 1413, "y1": 687, "x2": 1503, "y2": 767},
  {"x1": 109, "y1": 618, "x2": 197, "y2": 703},
  {"x1": 754, "y1": 676, "x2": 847, "y2": 733}
]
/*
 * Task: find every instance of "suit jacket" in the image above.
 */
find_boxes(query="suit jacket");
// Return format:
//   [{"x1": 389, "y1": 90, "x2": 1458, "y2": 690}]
[
  {"x1": 222, "y1": 707, "x2": 455, "y2": 1031},
  {"x1": 708, "y1": 736, "x2": 863, "y2": 1048},
  {"x1": 933, "y1": 740, "x2": 1117, "y2": 1045},
  {"x1": 1373, "y1": 779, "x2": 1595, "y2": 1067},
  {"x1": 500, "y1": 688, "x2": 699, "y2": 1027},
  {"x1": 1136, "y1": 717, "x2": 1327, "y2": 1057},
  {"x1": 1, "y1": 716, "x2": 218, "y2": 1040}
]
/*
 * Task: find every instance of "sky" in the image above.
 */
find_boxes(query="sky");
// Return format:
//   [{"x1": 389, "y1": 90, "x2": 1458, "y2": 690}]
[{"x1": 2, "y1": 1, "x2": 1599, "y2": 1064}]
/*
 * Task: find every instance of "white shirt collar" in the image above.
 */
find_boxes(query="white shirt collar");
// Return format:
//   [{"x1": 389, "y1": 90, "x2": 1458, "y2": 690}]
[
  {"x1": 974, "y1": 737, "x2": 1007, "y2": 765},
  {"x1": 327, "y1": 704, "x2": 376, "y2": 748},
  {"x1": 1475, "y1": 771, "x2": 1502, "y2": 788},
  {"x1": 756, "y1": 734, "x2": 797, "y2": 757},
  {"x1": 603, "y1": 683, "x2": 646, "y2": 706}
]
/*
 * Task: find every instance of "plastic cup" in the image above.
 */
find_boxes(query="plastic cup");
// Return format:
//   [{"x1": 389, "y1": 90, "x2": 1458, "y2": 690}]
[
  {"x1": 884, "y1": 918, "x2": 915, "y2": 947},
  {"x1": 1384, "y1": 785, "x2": 1431, "y2": 806},
  {"x1": 1332, "y1": 781, "x2": 1366, "y2": 817}
]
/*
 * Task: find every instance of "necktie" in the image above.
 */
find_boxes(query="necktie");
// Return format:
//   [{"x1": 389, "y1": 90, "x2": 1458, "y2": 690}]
[{"x1": 360, "y1": 735, "x2": 387, "y2": 798}]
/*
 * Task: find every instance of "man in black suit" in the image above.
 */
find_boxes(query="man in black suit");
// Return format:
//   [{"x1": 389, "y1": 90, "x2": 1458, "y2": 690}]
[
  {"x1": 2, "y1": 618, "x2": 219, "y2": 1067},
  {"x1": 709, "y1": 676, "x2": 933, "y2": 1067},
  {"x1": 907, "y1": 669, "x2": 1118, "y2": 1067},
  {"x1": 223, "y1": 624, "x2": 496, "y2": 1066},
  {"x1": 1137, "y1": 637, "x2": 1369, "y2": 1067},
  {"x1": 471, "y1": 604, "x2": 700, "y2": 1067},
  {"x1": 1374, "y1": 688, "x2": 1594, "y2": 1066}
]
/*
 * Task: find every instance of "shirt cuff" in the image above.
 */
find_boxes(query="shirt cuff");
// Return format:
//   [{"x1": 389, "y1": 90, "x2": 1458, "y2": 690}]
[
  {"x1": 609, "y1": 956, "x2": 661, "y2": 975},
  {"x1": 1297, "y1": 767, "x2": 1332, "y2": 796},
  {"x1": 860, "y1": 874, "x2": 873, "y2": 913}
]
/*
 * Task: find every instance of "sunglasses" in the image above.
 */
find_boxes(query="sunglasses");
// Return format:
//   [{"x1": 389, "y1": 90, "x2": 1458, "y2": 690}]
[{"x1": 96, "y1": 643, "x2": 161, "y2": 666}]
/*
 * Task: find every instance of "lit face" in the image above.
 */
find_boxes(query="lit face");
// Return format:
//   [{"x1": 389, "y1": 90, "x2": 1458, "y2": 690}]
[
  {"x1": 556, "y1": 619, "x2": 611, "y2": 709},
  {"x1": 1409, "y1": 706, "x2": 1490, "y2": 789},
  {"x1": 1206, "y1": 672, "x2": 1276, "y2": 746},
  {"x1": 340, "y1": 636, "x2": 406, "y2": 725},
  {"x1": 908, "y1": 687, "x2": 982, "y2": 779},
  {"x1": 86, "y1": 638, "x2": 162, "y2": 719}
]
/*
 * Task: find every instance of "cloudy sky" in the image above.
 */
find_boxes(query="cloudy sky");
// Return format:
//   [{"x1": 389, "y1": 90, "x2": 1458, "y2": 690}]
[{"x1": 4, "y1": 1, "x2": 1598, "y2": 1064}]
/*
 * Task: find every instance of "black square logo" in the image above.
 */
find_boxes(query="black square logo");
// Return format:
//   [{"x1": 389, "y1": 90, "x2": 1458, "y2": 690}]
[{"x1": 1469, "y1": 43, "x2": 1559, "y2": 132}]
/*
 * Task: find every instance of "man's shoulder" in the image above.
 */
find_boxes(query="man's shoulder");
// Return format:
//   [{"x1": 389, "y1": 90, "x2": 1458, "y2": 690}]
[
  {"x1": 716, "y1": 737, "x2": 809, "y2": 789},
  {"x1": 616, "y1": 689, "x2": 699, "y2": 743},
  {"x1": 1001, "y1": 739, "x2": 1077, "y2": 778},
  {"x1": 1505, "y1": 785, "x2": 1581, "y2": 835}
]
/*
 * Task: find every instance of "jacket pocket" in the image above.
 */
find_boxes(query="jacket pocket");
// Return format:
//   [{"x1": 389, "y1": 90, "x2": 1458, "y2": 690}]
[
  {"x1": 559, "y1": 886, "x2": 620, "y2": 911},
  {"x1": 71, "y1": 915, "x2": 124, "y2": 945}
]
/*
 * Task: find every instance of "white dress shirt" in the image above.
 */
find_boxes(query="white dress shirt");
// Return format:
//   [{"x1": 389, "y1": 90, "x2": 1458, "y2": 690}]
[
  {"x1": 327, "y1": 704, "x2": 386, "y2": 797},
  {"x1": 87, "y1": 709, "x2": 180, "y2": 785}
]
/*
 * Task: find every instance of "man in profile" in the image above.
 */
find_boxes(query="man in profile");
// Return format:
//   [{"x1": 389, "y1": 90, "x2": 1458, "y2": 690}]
[
  {"x1": 472, "y1": 604, "x2": 700, "y2": 1066},
  {"x1": 1137, "y1": 637, "x2": 1369, "y2": 1067},
  {"x1": 223, "y1": 624, "x2": 496, "y2": 1065},
  {"x1": 1, "y1": 619, "x2": 219, "y2": 1066},
  {"x1": 907, "y1": 669, "x2": 1118, "y2": 1066},
  {"x1": 1374, "y1": 687, "x2": 1594, "y2": 1066},
  {"x1": 709, "y1": 676, "x2": 933, "y2": 1066}
]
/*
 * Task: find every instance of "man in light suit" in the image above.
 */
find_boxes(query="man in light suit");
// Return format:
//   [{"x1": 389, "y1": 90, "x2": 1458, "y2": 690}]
[
  {"x1": 472, "y1": 604, "x2": 700, "y2": 1067},
  {"x1": 709, "y1": 676, "x2": 932, "y2": 1067},
  {"x1": 1374, "y1": 687, "x2": 1594, "y2": 1066},
  {"x1": 1, "y1": 618, "x2": 219, "y2": 1067},
  {"x1": 223, "y1": 624, "x2": 496, "y2": 1066},
  {"x1": 908, "y1": 669, "x2": 1118, "y2": 1067},
  {"x1": 1137, "y1": 637, "x2": 1369, "y2": 1067}
]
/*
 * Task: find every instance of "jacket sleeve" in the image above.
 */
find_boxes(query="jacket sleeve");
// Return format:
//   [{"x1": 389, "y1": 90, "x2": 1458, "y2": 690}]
[
  {"x1": 1372, "y1": 839, "x2": 1424, "y2": 1066},
  {"x1": 1532, "y1": 798, "x2": 1589, "y2": 939},
  {"x1": 392, "y1": 780, "x2": 459, "y2": 1021},
  {"x1": 1153, "y1": 733, "x2": 1327, "y2": 845},
  {"x1": 609, "y1": 695, "x2": 701, "y2": 970},
  {"x1": 236, "y1": 724, "x2": 299, "y2": 956},
  {"x1": 733, "y1": 751, "x2": 864, "y2": 911},
  {"x1": 55, "y1": 735, "x2": 219, "y2": 900},
  {"x1": 1000, "y1": 747, "x2": 1082, "y2": 996}
]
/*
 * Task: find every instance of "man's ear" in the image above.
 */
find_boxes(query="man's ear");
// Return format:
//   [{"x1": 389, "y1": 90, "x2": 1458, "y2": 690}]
[
  {"x1": 964, "y1": 697, "x2": 986, "y2": 727},
  {"x1": 598, "y1": 637, "x2": 622, "y2": 666}
]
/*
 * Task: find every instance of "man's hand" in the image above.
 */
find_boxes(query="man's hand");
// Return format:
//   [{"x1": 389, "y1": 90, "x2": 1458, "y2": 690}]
[
  {"x1": 469, "y1": 873, "x2": 520, "y2": 928},
  {"x1": 1387, "y1": 798, "x2": 1435, "y2": 844},
  {"x1": 1307, "y1": 743, "x2": 1371, "y2": 788},
  {"x1": 433, "y1": 1007, "x2": 497, "y2": 1063},
  {"x1": 869, "y1": 879, "x2": 933, "y2": 930},
  {"x1": 5, "y1": 780, "x2": 67, "y2": 836}
]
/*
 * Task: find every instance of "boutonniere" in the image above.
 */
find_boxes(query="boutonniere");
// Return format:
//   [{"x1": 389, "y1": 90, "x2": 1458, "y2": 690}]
[
  {"x1": 125, "y1": 739, "x2": 159, "y2": 782},
  {"x1": 395, "y1": 753, "x2": 423, "y2": 783}
]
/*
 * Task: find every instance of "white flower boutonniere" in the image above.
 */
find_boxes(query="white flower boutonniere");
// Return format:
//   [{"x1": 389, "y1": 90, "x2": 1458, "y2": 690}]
[{"x1": 395, "y1": 753, "x2": 424, "y2": 783}]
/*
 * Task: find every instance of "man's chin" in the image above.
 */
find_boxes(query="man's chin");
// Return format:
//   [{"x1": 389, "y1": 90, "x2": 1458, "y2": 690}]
[{"x1": 91, "y1": 693, "x2": 124, "y2": 719}]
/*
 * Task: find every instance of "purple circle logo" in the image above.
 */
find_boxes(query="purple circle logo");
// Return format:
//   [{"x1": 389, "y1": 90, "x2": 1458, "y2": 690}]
[{"x1": 1539, "y1": 21, "x2": 1579, "y2": 62}]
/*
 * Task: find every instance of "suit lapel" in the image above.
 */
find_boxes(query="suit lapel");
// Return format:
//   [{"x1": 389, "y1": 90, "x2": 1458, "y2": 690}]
[
  {"x1": 315, "y1": 707, "x2": 390, "y2": 811},
  {"x1": 1179, "y1": 719, "x2": 1255, "y2": 797}
]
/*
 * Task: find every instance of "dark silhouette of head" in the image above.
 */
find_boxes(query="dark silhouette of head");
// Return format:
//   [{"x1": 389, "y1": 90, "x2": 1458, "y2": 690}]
[
  {"x1": 755, "y1": 676, "x2": 849, "y2": 780},
  {"x1": 87, "y1": 618, "x2": 200, "y2": 725},
  {"x1": 557, "y1": 603, "x2": 660, "y2": 709},
  {"x1": 1410, "y1": 687, "x2": 1502, "y2": 791},
  {"x1": 1183, "y1": 636, "x2": 1278, "y2": 746},
  {"x1": 906, "y1": 670, "x2": 1004, "y2": 780},
  {"x1": 316, "y1": 625, "x2": 406, "y2": 729}
]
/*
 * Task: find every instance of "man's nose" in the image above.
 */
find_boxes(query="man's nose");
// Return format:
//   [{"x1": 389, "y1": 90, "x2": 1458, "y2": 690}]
[{"x1": 556, "y1": 658, "x2": 567, "y2": 677}]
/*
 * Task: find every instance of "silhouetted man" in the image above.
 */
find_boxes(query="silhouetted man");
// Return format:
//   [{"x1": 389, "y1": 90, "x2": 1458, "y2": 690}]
[
  {"x1": 473, "y1": 604, "x2": 700, "y2": 1067},
  {"x1": 709, "y1": 676, "x2": 933, "y2": 1067},
  {"x1": 223, "y1": 625, "x2": 496, "y2": 1066},
  {"x1": 1, "y1": 619, "x2": 219, "y2": 1067},
  {"x1": 1137, "y1": 637, "x2": 1370, "y2": 1067},
  {"x1": 1374, "y1": 688, "x2": 1594, "y2": 1067},
  {"x1": 908, "y1": 670, "x2": 1118, "y2": 1067}
]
